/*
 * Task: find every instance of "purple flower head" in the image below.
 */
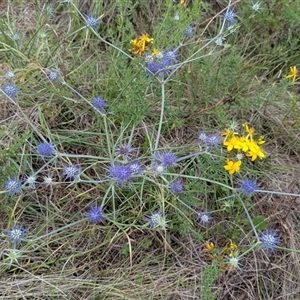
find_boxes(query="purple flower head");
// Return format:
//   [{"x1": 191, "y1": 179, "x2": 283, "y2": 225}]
[
  {"x1": 146, "y1": 210, "x2": 168, "y2": 230},
  {"x1": 169, "y1": 180, "x2": 184, "y2": 194},
  {"x1": 197, "y1": 211, "x2": 212, "y2": 226},
  {"x1": 221, "y1": 8, "x2": 237, "y2": 27},
  {"x1": 1, "y1": 83, "x2": 19, "y2": 101},
  {"x1": 239, "y1": 179, "x2": 257, "y2": 195},
  {"x1": 107, "y1": 164, "x2": 132, "y2": 185},
  {"x1": 86, "y1": 204, "x2": 106, "y2": 224},
  {"x1": 4, "y1": 225, "x2": 27, "y2": 245},
  {"x1": 129, "y1": 161, "x2": 143, "y2": 175},
  {"x1": 85, "y1": 14, "x2": 101, "y2": 29},
  {"x1": 161, "y1": 49, "x2": 179, "y2": 66},
  {"x1": 146, "y1": 62, "x2": 171, "y2": 78},
  {"x1": 92, "y1": 96, "x2": 108, "y2": 113},
  {"x1": 36, "y1": 142, "x2": 56, "y2": 157},
  {"x1": 259, "y1": 229, "x2": 280, "y2": 253},
  {"x1": 115, "y1": 144, "x2": 135, "y2": 159},
  {"x1": 155, "y1": 152, "x2": 177, "y2": 168},
  {"x1": 4, "y1": 178, "x2": 22, "y2": 195},
  {"x1": 204, "y1": 133, "x2": 222, "y2": 149},
  {"x1": 63, "y1": 164, "x2": 81, "y2": 181}
]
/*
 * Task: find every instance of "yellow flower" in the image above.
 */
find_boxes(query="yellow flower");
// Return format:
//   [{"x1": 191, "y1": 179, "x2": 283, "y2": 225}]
[
  {"x1": 203, "y1": 241, "x2": 215, "y2": 253},
  {"x1": 224, "y1": 159, "x2": 242, "y2": 175},
  {"x1": 246, "y1": 142, "x2": 265, "y2": 161},
  {"x1": 223, "y1": 136, "x2": 239, "y2": 151},
  {"x1": 285, "y1": 66, "x2": 298, "y2": 82},
  {"x1": 130, "y1": 34, "x2": 153, "y2": 56}
]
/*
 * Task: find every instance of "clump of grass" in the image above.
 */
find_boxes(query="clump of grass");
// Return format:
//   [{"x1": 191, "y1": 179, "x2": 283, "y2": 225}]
[{"x1": 0, "y1": 0, "x2": 300, "y2": 299}]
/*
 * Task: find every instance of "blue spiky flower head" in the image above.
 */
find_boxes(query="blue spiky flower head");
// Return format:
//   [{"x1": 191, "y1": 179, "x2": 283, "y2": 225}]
[
  {"x1": 47, "y1": 69, "x2": 61, "y2": 82},
  {"x1": 146, "y1": 210, "x2": 168, "y2": 230},
  {"x1": 169, "y1": 180, "x2": 184, "y2": 194},
  {"x1": 92, "y1": 96, "x2": 108, "y2": 113},
  {"x1": 86, "y1": 204, "x2": 106, "y2": 224},
  {"x1": 221, "y1": 7, "x2": 237, "y2": 26},
  {"x1": 36, "y1": 142, "x2": 56, "y2": 157},
  {"x1": 197, "y1": 211, "x2": 212, "y2": 226},
  {"x1": 63, "y1": 164, "x2": 81, "y2": 181},
  {"x1": 259, "y1": 229, "x2": 280, "y2": 253},
  {"x1": 1, "y1": 83, "x2": 19, "y2": 101},
  {"x1": 128, "y1": 161, "x2": 143, "y2": 175},
  {"x1": 4, "y1": 225, "x2": 27, "y2": 246},
  {"x1": 107, "y1": 164, "x2": 132, "y2": 185},
  {"x1": 4, "y1": 178, "x2": 22, "y2": 195},
  {"x1": 115, "y1": 143, "x2": 135, "y2": 159},
  {"x1": 155, "y1": 152, "x2": 177, "y2": 168},
  {"x1": 85, "y1": 14, "x2": 101, "y2": 29},
  {"x1": 184, "y1": 25, "x2": 194, "y2": 38},
  {"x1": 239, "y1": 179, "x2": 257, "y2": 195}
]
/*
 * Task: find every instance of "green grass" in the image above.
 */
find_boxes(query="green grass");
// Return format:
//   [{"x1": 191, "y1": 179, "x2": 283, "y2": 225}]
[{"x1": 0, "y1": 0, "x2": 300, "y2": 299}]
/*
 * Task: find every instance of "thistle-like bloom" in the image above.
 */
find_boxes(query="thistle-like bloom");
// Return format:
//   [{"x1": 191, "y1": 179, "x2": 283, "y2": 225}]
[
  {"x1": 184, "y1": 25, "x2": 194, "y2": 38},
  {"x1": 1, "y1": 83, "x2": 19, "y2": 101},
  {"x1": 221, "y1": 8, "x2": 237, "y2": 27},
  {"x1": 128, "y1": 161, "x2": 143, "y2": 175},
  {"x1": 4, "y1": 178, "x2": 22, "y2": 195},
  {"x1": 4, "y1": 225, "x2": 27, "y2": 246},
  {"x1": 47, "y1": 69, "x2": 61, "y2": 81},
  {"x1": 63, "y1": 164, "x2": 81, "y2": 181},
  {"x1": 107, "y1": 164, "x2": 132, "y2": 185},
  {"x1": 115, "y1": 144, "x2": 135, "y2": 159},
  {"x1": 197, "y1": 211, "x2": 212, "y2": 226},
  {"x1": 43, "y1": 175, "x2": 55, "y2": 187},
  {"x1": 24, "y1": 174, "x2": 37, "y2": 188},
  {"x1": 285, "y1": 66, "x2": 298, "y2": 82},
  {"x1": 92, "y1": 96, "x2": 108, "y2": 113},
  {"x1": 145, "y1": 48, "x2": 179, "y2": 79},
  {"x1": 86, "y1": 204, "x2": 106, "y2": 224},
  {"x1": 146, "y1": 211, "x2": 168, "y2": 230},
  {"x1": 250, "y1": 1, "x2": 263, "y2": 13},
  {"x1": 198, "y1": 132, "x2": 222, "y2": 151},
  {"x1": 259, "y1": 229, "x2": 280, "y2": 253},
  {"x1": 169, "y1": 180, "x2": 184, "y2": 194},
  {"x1": 85, "y1": 14, "x2": 101, "y2": 29},
  {"x1": 239, "y1": 179, "x2": 257, "y2": 195},
  {"x1": 155, "y1": 152, "x2": 177, "y2": 168},
  {"x1": 226, "y1": 254, "x2": 242, "y2": 271},
  {"x1": 36, "y1": 142, "x2": 56, "y2": 157},
  {"x1": 5, "y1": 70, "x2": 15, "y2": 79}
]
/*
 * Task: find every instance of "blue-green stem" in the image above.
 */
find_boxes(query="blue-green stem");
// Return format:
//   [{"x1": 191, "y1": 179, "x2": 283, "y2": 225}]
[
  {"x1": 33, "y1": 219, "x2": 86, "y2": 242},
  {"x1": 154, "y1": 81, "x2": 166, "y2": 151}
]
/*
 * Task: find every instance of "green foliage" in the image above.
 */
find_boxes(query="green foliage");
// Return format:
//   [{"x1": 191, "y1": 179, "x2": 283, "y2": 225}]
[{"x1": 198, "y1": 264, "x2": 221, "y2": 300}]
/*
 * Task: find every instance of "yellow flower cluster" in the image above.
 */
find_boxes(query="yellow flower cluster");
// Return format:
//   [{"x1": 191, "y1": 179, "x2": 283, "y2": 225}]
[
  {"x1": 130, "y1": 34, "x2": 153, "y2": 56},
  {"x1": 203, "y1": 240, "x2": 239, "y2": 271},
  {"x1": 223, "y1": 123, "x2": 265, "y2": 175}
]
